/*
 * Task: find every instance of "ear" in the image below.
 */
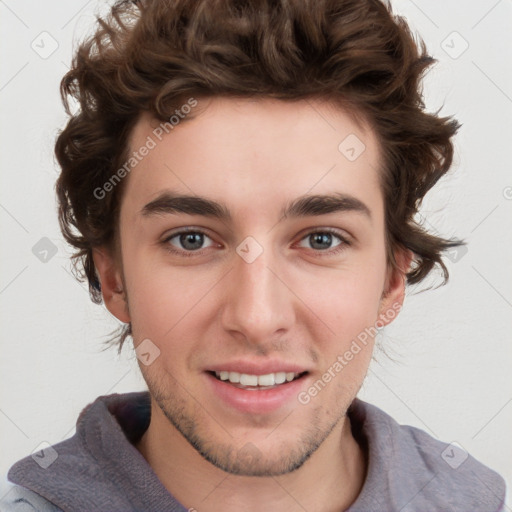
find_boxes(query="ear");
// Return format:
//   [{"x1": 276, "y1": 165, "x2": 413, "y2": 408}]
[
  {"x1": 92, "y1": 247, "x2": 131, "y2": 323},
  {"x1": 377, "y1": 247, "x2": 413, "y2": 327}
]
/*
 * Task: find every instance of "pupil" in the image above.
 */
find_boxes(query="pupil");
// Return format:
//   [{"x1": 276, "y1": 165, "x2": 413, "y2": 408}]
[
  {"x1": 180, "y1": 233, "x2": 203, "y2": 250},
  {"x1": 310, "y1": 233, "x2": 331, "y2": 250}
]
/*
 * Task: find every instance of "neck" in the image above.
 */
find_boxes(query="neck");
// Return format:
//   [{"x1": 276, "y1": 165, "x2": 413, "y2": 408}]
[{"x1": 135, "y1": 400, "x2": 366, "y2": 512}]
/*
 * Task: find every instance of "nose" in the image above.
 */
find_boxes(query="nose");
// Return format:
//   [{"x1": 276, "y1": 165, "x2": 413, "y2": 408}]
[{"x1": 220, "y1": 242, "x2": 295, "y2": 348}]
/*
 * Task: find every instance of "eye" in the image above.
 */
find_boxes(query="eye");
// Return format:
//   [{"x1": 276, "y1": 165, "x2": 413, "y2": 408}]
[
  {"x1": 163, "y1": 229, "x2": 216, "y2": 254},
  {"x1": 296, "y1": 229, "x2": 349, "y2": 254}
]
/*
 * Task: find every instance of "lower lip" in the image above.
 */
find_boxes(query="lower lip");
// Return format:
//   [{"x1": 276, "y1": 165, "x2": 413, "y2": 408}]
[{"x1": 205, "y1": 372, "x2": 308, "y2": 414}]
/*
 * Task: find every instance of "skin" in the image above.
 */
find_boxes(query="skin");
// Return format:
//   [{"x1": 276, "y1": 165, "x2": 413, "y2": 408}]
[{"x1": 93, "y1": 97, "x2": 412, "y2": 512}]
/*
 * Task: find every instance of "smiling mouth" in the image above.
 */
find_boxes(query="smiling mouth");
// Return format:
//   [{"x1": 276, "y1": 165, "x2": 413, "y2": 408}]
[{"x1": 208, "y1": 370, "x2": 308, "y2": 390}]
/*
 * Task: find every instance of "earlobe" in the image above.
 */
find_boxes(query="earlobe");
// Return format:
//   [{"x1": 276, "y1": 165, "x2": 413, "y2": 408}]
[
  {"x1": 378, "y1": 248, "x2": 413, "y2": 326},
  {"x1": 92, "y1": 247, "x2": 131, "y2": 323}
]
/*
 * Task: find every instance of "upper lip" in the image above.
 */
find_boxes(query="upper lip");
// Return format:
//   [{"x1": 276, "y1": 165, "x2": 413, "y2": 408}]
[{"x1": 206, "y1": 360, "x2": 310, "y2": 375}]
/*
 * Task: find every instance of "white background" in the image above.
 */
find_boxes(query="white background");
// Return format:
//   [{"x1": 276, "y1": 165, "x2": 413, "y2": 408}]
[{"x1": 1, "y1": 0, "x2": 511, "y2": 507}]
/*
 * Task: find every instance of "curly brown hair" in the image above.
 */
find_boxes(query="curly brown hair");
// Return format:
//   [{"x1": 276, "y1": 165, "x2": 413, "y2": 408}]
[{"x1": 55, "y1": 0, "x2": 463, "y2": 342}]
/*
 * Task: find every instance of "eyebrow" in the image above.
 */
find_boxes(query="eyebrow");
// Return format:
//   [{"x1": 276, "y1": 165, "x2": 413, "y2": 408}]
[
  {"x1": 281, "y1": 192, "x2": 371, "y2": 220},
  {"x1": 141, "y1": 191, "x2": 371, "y2": 221}
]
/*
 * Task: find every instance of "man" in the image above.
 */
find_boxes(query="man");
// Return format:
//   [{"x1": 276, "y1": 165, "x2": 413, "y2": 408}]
[{"x1": 2, "y1": 0, "x2": 506, "y2": 510}]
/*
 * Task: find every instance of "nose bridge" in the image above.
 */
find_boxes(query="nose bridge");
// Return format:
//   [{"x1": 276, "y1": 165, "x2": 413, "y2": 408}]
[{"x1": 221, "y1": 241, "x2": 293, "y2": 342}]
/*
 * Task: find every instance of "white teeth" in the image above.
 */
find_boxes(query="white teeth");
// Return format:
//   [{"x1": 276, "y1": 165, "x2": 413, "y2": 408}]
[
  {"x1": 275, "y1": 372, "x2": 286, "y2": 384},
  {"x1": 240, "y1": 374, "x2": 258, "y2": 386},
  {"x1": 214, "y1": 371, "x2": 301, "y2": 386},
  {"x1": 258, "y1": 373, "x2": 275, "y2": 386},
  {"x1": 229, "y1": 371, "x2": 240, "y2": 383}
]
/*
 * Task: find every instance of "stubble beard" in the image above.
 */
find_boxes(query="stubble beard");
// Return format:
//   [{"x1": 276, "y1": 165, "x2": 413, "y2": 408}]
[{"x1": 141, "y1": 366, "x2": 348, "y2": 477}]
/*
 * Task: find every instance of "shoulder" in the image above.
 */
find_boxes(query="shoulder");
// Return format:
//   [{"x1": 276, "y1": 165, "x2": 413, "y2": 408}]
[
  {"x1": 399, "y1": 423, "x2": 505, "y2": 509},
  {"x1": 0, "y1": 483, "x2": 61, "y2": 512},
  {"x1": 349, "y1": 399, "x2": 507, "y2": 511}
]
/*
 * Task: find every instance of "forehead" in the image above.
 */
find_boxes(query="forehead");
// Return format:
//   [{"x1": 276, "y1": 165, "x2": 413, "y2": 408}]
[{"x1": 123, "y1": 97, "x2": 383, "y2": 221}]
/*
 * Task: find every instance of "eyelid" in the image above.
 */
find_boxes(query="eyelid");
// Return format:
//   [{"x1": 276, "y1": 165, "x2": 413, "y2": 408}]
[
  {"x1": 161, "y1": 226, "x2": 215, "y2": 241},
  {"x1": 296, "y1": 226, "x2": 351, "y2": 244}
]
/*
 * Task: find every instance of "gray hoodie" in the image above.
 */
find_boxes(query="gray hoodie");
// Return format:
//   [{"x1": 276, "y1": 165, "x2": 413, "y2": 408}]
[{"x1": 1, "y1": 392, "x2": 506, "y2": 511}]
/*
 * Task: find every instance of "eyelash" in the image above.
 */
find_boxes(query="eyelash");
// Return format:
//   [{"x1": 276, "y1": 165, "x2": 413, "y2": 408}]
[{"x1": 161, "y1": 227, "x2": 351, "y2": 258}]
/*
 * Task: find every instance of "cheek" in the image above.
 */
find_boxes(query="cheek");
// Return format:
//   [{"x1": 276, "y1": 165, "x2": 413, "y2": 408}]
[
  {"x1": 307, "y1": 291, "x2": 380, "y2": 377},
  {"x1": 301, "y1": 274, "x2": 380, "y2": 399},
  {"x1": 291, "y1": 259, "x2": 385, "y2": 339},
  {"x1": 124, "y1": 256, "x2": 217, "y2": 342}
]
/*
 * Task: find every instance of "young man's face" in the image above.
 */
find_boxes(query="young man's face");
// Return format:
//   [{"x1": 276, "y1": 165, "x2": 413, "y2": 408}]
[{"x1": 96, "y1": 97, "x2": 407, "y2": 476}]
